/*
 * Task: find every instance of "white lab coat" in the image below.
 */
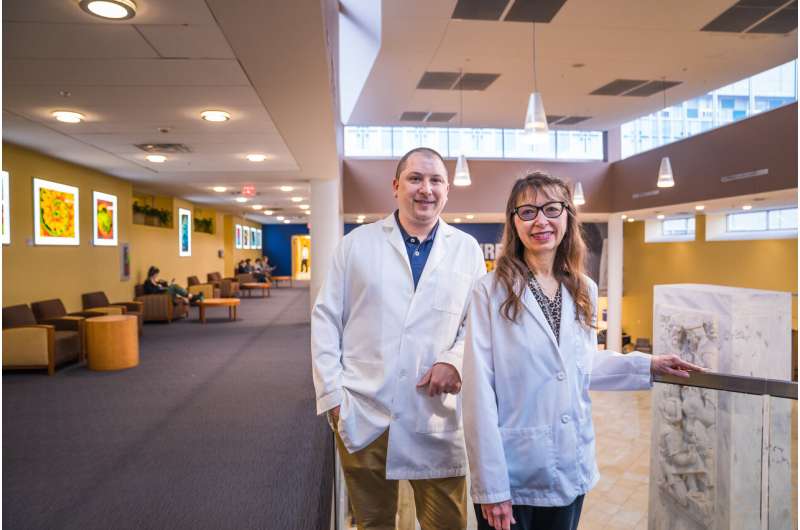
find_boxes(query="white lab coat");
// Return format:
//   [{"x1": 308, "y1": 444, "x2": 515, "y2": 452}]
[
  {"x1": 311, "y1": 214, "x2": 486, "y2": 480},
  {"x1": 462, "y1": 272, "x2": 652, "y2": 506}
]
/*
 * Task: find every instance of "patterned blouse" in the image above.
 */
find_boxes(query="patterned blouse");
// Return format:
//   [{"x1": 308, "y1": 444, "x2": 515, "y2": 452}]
[{"x1": 526, "y1": 272, "x2": 562, "y2": 344}]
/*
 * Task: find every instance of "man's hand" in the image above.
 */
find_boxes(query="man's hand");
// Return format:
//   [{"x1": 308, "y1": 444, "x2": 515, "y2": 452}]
[
  {"x1": 651, "y1": 354, "x2": 704, "y2": 378},
  {"x1": 416, "y1": 363, "x2": 461, "y2": 396},
  {"x1": 480, "y1": 501, "x2": 515, "y2": 530},
  {"x1": 328, "y1": 406, "x2": 340, "y2": 424}
]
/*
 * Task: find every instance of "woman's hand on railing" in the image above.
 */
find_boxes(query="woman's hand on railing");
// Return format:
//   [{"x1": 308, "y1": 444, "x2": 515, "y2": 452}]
[{"x1": 651, "y1": 354, "x2": 704, "y2": 379}]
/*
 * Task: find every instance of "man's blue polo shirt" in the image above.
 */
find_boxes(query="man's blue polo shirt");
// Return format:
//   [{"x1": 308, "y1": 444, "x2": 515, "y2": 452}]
[{"x1": 394, "y1": 210, "x2": 439, "y2": 290}]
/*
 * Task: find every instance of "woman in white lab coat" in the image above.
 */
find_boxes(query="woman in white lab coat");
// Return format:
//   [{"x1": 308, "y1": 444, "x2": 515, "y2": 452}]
[{"x1": 462, "y1": 172, "x2": 700, "y2": 530}]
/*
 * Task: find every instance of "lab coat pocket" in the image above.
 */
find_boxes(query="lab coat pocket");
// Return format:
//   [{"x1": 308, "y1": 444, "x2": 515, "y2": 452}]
[
  {"x1": 433, "y1": 271, "x2": 472, "y2": 315},
  {"x1": 415, "y1": 365, "x2": 461, "y2": 433},
  {"x1": 341, "y1": 357, "x2": 385, "y2": 398},
  {"x1": 499, "y1": 425, "x2": 556, "y2": 492}
]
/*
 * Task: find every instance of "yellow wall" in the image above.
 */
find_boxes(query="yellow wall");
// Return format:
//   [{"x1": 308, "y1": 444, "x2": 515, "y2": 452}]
[
  {"x1": 223, "y1": 215, "x2": 263, "y2": 277},
  {"x1": 2, "y1": 143, "x2": 133, "y2": 311},
  {"x1": 2, "y1": 143, "x2": 248, "y2": 311},
  {"x1": 622, "y1": 215, "x2": 798, "y2": 340}
]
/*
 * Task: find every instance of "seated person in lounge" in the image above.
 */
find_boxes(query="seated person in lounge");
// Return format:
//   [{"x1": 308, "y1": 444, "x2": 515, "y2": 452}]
[
  {"x1": 263, "y1": 256, "x2": 277, "y2": 279},
  {"x1": 144, "y1": 266, "x2": 203, "y2": 305}
]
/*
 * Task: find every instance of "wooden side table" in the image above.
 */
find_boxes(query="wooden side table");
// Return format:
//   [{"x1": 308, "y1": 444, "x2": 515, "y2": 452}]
[
  {"x1": 240, "y1": 282, "x2": 271, "y2": 298},
  {"x1": 271, "y1": 275, "x2": 293, "y2": 288},
  {"x1": 85, "y1": 315, "x2": 139, "y2": 371},
  {"x1": 197, "y1": 298, "x2": 240, "y2": 323}
]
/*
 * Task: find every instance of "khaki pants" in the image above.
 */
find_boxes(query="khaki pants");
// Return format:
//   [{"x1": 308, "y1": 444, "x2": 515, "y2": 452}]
[{"x1": 334, "y1": 427, "x2": 467, "y2": 530}]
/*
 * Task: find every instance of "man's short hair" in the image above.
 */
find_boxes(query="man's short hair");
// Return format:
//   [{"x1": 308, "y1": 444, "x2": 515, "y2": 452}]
[{"x1": 394, "y1": 147, "x2": 447, "y2": 181}]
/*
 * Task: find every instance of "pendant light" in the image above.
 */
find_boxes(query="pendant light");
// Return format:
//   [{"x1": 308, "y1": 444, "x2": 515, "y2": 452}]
[
  {"x1": 454, "y1": 67, "x2": 472, "y2": 187},
  {"x1": 573, "y1": 182, "x2": 586, "y2": 205},
  {"x1": 656, "y1": 77, "x2": 675, "y2": 188},
  {"x1": 524, "y1": 23, "x2": 548, "y2": 136}
]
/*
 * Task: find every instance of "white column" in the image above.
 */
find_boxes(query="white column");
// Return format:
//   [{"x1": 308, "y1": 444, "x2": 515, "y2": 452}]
[
  {"x1": 607, "y1": 214, "x2": 624, "y2": 352},
  {"x1": 310, "y1": 177, "x2": 343, "y2": 309}
]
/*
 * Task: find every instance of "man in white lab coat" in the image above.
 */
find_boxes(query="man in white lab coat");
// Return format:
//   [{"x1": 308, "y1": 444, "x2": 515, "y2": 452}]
[{"x1": 311, "y1": 147, "x2": 486, "y2": 529}]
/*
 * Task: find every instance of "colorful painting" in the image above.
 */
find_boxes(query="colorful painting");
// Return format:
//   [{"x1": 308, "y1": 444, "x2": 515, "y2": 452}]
[
  {"x1": 243, "y1": 225, "x2": 250, "y2": 249},
  {"x1": 178, "y1": 208, "x2": 191, "y2": 256},
  {"x1": 250, "y1": 227, "x2": 257, "y2": 249},
  {"x1": 92, "y1": 191, "x2": 117, "y2": 246},
  {"x1": 235, "y1": 224, "x2": 242, "y2": 249},
  {"x1": 1, "y1": 171, "x2": 9, "y2": 245},
  {"x1": 254, "y1": 228, "x2": 262, "y2": 249},
  {"x1": 33, "y1": 178, "x2": 79, "y2": 246}
]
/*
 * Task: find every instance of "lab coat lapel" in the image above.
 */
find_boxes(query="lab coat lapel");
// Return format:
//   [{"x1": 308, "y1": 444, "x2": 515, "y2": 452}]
[
  {"x1": 520, "y1": 279, "x2": 561, "y2": 356},
  {"x1": 416, "y1": 219, "x2": 451, "y2": 287},
  {"x1": 382, "y1": 214, "x2": 413, "y2": 280}
]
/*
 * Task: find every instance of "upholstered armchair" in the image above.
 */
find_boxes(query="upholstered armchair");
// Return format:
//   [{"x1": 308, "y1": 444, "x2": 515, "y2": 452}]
[
  {"x1": 81, "y1": 291, "x2": 144, "y2": 331},
  {"x1": 207, "y1": 272, "x2": 239, "y2": 298},
  {"x1": 3, "y1": 304, "x2": 82, "y2": 374},
  {"x1": 187, "y1": 276, "x2": 220, "y2": 299},
  {"x1": 133, "y1": 285, "x2": 188, "y2": 323}
]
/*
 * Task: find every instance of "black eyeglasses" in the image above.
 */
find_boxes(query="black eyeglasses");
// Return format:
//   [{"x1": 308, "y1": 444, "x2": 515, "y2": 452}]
[{"x1": 513, "y1": 201, "x2": 566, "y2": 221}]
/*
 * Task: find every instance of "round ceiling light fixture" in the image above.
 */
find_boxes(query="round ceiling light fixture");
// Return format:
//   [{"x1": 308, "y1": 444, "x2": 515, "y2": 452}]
[
  {"x1": 283, "y1": 220, "x2": 291, "y2": 224},
  {"x1": 695, "y1": 205, "x2": 705, "y2": 211},
  {"x1": 246, "y1": 154, "x2": 268, "y2": 162},
  {"x1": 52, "y1": 110, "x2": 85, "y2": 123},
  {"x1": 212, "y1": 186, "x2": 227, "y2": 193},
  {"x1": 299, "y1": 204, "x2": 309, "y2": 210},
  {"x1": 252, "y1": 204, "x2": 263, "y2": 210},
  {"x1": 235, "y1": 197, "x2": 248, "y2": 203},
  {"x1": 146, "y1": 154, "x2": 166, "y2": 163},
  {"x1": 200, "y1": 110, "x2": 231, "y2": 122},
  {"x1": 466, "y1": 214, "x2": 475, "y2": 220},
  {"x1": 276, "y1": 216, "x2": 285, "y2": 221},
  {"x1": 264, "y1": 210, "x2": 274, "y2": 215},
  {"x1": 79, "y1": 0, "x2": 137, "y2": 19},
  {"x1": 290, "y1": 196, "x2": 303, "y2": 203},
  {"x1": 279, "y1": 186, "x2": 294, "y2": 192}
]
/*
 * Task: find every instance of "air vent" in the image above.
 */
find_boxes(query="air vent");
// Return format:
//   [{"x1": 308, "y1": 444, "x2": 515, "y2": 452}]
[
  {"x1": 556, "y1": 116, "x2": 591, "y2": 125},
  {"x1": 452, "y1": 73, "x2": 500, "y2": 91},
  {"x1": 720, "y1": 168, "x2": 769, "y2": 183},
  {"x1": 702, "y1": 1, "x2": 795, "y2": 33},
  {"x1": 451, "y1": 0, "x2": 508, "y2": 20},
  {"x1": 135, "y1": 143, "x2": 192, "y2": 154},
  {"x1": 590, "y1": 79, "x2": 648, "y2": 96},
  {"x1": 417, "y1": 71, "x2": 460, "y2": 90},
  {"x1": 623, "y1": 80, "x2": 682, "y2": 97},
  {"x1": 400, "y1": 111, "x2": 429, "y2": 121},
  {"x1": 546, "y1": 115, "x2": 565, "y2": 124},
  {"x1": 425, "y1": 112, "x2": 457, "y2": 123},
  {"x1": 505, "y1": 0, "x2": 567, "y2": 22}
]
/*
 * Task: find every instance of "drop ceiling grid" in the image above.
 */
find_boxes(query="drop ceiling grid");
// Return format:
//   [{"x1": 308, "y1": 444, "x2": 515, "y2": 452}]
[
  {"x1": 3, "y1": 22, "x2": 158, "y2": 59},
  {"x1": 3, "y1": 0, "x2": 218, "y2": 25}
]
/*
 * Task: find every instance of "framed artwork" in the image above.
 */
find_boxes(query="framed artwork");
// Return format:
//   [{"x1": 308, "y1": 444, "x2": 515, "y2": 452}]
[
  {"x1": 255, "y1": 228, "x2": 262, "y2": 249},
  {"x1": 235, "y1": 224, "x2": 242, "y2": 249},
  {"x1": 33, "y1": 177, "x2": 79, "y2": 246},
  {"x1": 178, "y1": 208, "x2": 191, "y2": 256},
  {"x1": 92, "y1": 191, "x2": 118, "y2": 246},
  {"x1": 250, "y1": 227, "x2": 257, "y2": 249},
  {"x1": 243, "y1": 225, "x2": 250, "y2": 249},
  {"x1": 1, "y1": 171, "x2": 9, "y2": 245}
]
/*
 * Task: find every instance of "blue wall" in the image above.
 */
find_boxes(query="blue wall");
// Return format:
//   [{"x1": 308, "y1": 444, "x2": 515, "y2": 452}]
[{"x1": 262, "y1": 224, "x2": 309, "y2": 276}]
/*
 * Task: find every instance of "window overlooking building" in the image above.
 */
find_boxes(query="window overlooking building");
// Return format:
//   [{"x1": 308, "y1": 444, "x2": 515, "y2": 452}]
[
  {"x1": 726, "y1": 207, "x2": 798, "y2": 232},
  {"x1": 661, "y1": 217, "x2": 696, "y2": 236},
  {"x1": 621, "y1": 60, "x2": 797, "y2": 158},
  {"x1": 344, "y1": 126, "x2": 604, "y2": 160}
]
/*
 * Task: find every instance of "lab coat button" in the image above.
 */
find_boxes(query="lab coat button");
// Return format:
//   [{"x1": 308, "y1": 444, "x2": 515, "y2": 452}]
[
  {"x1": 557, "y1": 372, "x2": 566, "y2": 381},
  {"x1": 561, "y1": 414, "x2": 570, "y2": 424},
  {"x1": 399, "y1": 370, "x2": 407, "y2": 379},
  {"x1": 393, "y1": 412, "x2": 400, "y2": 420}
]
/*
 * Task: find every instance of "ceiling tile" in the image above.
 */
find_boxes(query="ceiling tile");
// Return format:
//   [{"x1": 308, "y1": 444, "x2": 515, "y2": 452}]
[
  {"x1": 136, "y1": 24, "x2": 235, "y2": 59},
  {"x1": 3, "y1": 22, "x2": 157, "y2": 59}
]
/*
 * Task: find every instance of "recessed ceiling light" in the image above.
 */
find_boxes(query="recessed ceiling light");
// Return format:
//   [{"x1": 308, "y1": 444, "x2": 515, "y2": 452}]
[
  {"x1": 299, "y1": 204, "x2": 309, "y2": 210},
  {"x1": 200, "y1": 110, "x2": 231, "y2": 122},
  {"x1": 695, "y1": 205, "x2": 705, "y2": 211},
  {"x1": 454, "y1": 218, "x2": 462, "y2": 223},
  {"x1": 657, "y1": 214, "x2": 665, "y2": 220},
  {"x1": 235, "y1": 197, "x2": 248, "y2": 203},
  {"x1": 283, "y1": 220, "x2": 291, "y2": 224},
  {"x1": 146, "y1": 154, "x2": 167, "y2": 163},
  {"x1": 627, "y1": 218, "x2": 635, "y2": 223},
  {"x1": 304, "y1": 211, "x2": 311, "y2": 215},
  {"x1": 621, "y1": 214, "x2": 627, "y2": 220},
  {"x1": 212, "y1": 186, "x2": 227, "y2": 193},
  {"x1": 290, "y1": 196, "x2": 303, "y2": 203},
  {"x1": 264, "y1": 210, "x2": 274, "y2": 215},
  {"x1": 280, "y1": 186, "x2": 294, "y2": 192},
  {"x1": 252, "y1": 205, "x2": 263, "y2": 210},
  {"x1": 357, "y1": 219, "x2": 365, "y2": 224},
  {"x1": 79, "y1": 0, "x2": 136, "y2": 19},
  {"x1": 246, "y1": 154, "x2": 268, "y2": 162},
  {"x1": 742, "y1": 204, "x2": 752, "y2": 210},
  {"x1": 276, "y1": 216, "x2": 285, "y2": 221},
  {"x1": 466, "y1": 214, "x2": 475, "y2": 219},
  {"x1": 52, "y1": 111, "x2": 84, "y2": 123}
]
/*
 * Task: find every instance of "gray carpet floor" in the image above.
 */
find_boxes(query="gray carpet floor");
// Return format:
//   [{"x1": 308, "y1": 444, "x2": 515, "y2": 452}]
[{"x1": 3, "y1": 286, "x2": 333, "y2": 530}]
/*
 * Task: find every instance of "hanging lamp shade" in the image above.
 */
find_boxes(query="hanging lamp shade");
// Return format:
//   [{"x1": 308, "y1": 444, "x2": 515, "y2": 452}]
[
  {"x1": 524, "y1": 92, "x2": 549, "y2": 135},
  {"x1": 573, "y1": 182, "x2": 586, "y2": 205},
  {"x1": 657, "y1": 157, "x2": 675, "y2": 188},
  {"x1": 454, "y1": 154, "x2": 471, "y2": 186}
]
